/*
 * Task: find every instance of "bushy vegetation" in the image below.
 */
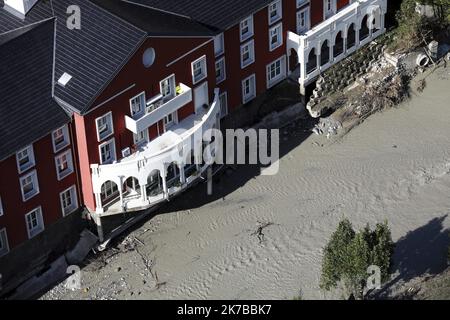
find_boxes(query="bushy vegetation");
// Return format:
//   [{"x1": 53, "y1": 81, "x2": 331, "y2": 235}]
[
  {"x1": 390, "y1": 0, "x2": 449, "y2": 53},
  {"x1": 320, "y1": 219, "x2": 395, "y2": 300}
]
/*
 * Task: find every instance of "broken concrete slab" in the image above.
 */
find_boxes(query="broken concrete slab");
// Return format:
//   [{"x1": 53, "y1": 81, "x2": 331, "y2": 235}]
[
  {"x1": 9, "y1": 255, "x2": 68, "y2": 300},
  {"x1": 65, "y1": 229, "x2": 99, "y2": 265}
]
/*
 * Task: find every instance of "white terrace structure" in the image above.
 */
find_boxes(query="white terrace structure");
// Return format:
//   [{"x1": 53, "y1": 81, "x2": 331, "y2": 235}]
[
  {"x1": 90, "y1": 89, "x2": 221, "y2": 217},
  {"x1": 287, "y1": 0, "x2": 387, "y2": 93}
]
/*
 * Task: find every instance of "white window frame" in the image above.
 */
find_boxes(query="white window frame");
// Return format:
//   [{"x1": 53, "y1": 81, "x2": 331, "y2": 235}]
[
  {"x1": 60, "y1": 185, "x2": 78, "y2": 217},
  {"x1": 219, "y1": 92, "x2": 228, "y2": 118},
  {"x1": 0, "y1": 228, "x2": 9, "y2": 258},
  {"x1": 240, "y1": 15, "x2": 254, "y2": 42},
  {"x1": 324, "y1": 0, "x2": 336, "y2": 19},
  {"x1": 267, "y1": 56, "x2": 287, "y2": 88},
  {"x1": 20, "y1": 170, "x2": 40, "y2": 202},
  {"x1": 269, "y1": 23, "x2": 283, "y2": 51},
  {"x1": 164, "y1": 112, "x2": 178, "y2": 130},
  {"x1": 0, "y1": 196, "x2": 3, "y2": 216},
  {"x1": 16, "y1": 145, "x2": 35, "y2": 174},
  {"x1": 240, "y1": 40, "x2": 255, "y2": 69},
  {"x1": 191, "y1": 56, "x2": 207, "y2": 85},
  {"x1": 296, "y1": 0, "x2": 309, "y2": 8},
  {"x1": 52, "y1": 125, "x2": 70, "y2": 153},
  {"x1": 215, "y1": 57, "x2": 226, "y2": 84},
  {"x1": 160, "y1": 74, "x2": 176, "y2": 100},
  {"x1": 25, "y1": 207, "x2": 44, "y2": 239},
  {"x1": 242, "y1": 74, "x2": 256, "y2": 104},
  {"x1": 133, "y1": 129, "x2": 149, "y2": 146},
  {"x1": 268, "y1": 0, "x2": 283, "y2": 25},
  {"x1": 297, "y1": 7, "x2": 311, "y2": 34},
  {"x1": 55, "y1": 150, "x2": 74, "y2": 181},
  {"x1": 214, "y1": 33, "x2": 225, "y2": 57},
  {"x1": 130, "y1": 92, "x2": 146, "y2": 117},
  {"x1": 99, "y1": 138, "x2": 116, "y2": 164},
  {"x1": 95, "y1": 111, "x2": 114, "y2": 142}
]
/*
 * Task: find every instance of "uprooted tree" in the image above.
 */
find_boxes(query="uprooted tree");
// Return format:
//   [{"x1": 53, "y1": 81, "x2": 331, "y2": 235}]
[{"x1": 320, "y1": 219, "x2": 395, "y2": 300}]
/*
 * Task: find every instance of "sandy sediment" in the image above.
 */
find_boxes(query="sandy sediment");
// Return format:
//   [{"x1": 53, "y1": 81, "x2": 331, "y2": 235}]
[{"x1": 43, "y1": 66, "x2": 450, "y2": 300}]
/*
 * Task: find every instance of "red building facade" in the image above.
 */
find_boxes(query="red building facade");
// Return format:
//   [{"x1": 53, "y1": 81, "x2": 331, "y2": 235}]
[{"x1": 0, "y1": 0, "x2": 387, "y2": 260}]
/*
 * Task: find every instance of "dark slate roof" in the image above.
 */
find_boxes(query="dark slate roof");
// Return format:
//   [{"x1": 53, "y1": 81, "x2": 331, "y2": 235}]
[
  {"x1": 126, "y1": 0, "x2": 274, "y2": 30},
  {"x1": 0, "y1": 0, "x2": 147, "y2": 114},
  {"x1": 92, "y1": 0, "x2": 216, "y2": 36},
  {"x1": 0, "y1": 19, "x2": 70, "y2": 161}
]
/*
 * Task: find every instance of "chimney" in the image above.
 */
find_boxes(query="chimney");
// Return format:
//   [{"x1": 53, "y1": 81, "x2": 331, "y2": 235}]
[{"x1": 3, "y1": 0, "x2": 39, "y2": 18}]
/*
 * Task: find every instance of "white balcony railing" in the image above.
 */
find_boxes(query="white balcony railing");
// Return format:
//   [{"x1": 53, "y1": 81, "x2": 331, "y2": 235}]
[
  {"x1": 91, "y1": 89, "x2": 220, "y2": 216},
  {"x1": 125, "y1": 83, "x2": 192, "y2": 134},
  {"x1": 287, "y1": 0, "x2": 387, "y2": 87}
]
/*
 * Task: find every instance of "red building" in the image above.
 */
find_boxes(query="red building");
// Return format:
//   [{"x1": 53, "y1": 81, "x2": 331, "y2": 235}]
[{"x1": 0, "y1": 0, "x2": 387, "y2": 287}]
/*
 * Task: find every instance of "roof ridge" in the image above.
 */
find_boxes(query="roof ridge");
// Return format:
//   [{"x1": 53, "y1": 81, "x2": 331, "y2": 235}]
[{"x1": 0, "y1": 16, "x2": 55, "y2": 46}]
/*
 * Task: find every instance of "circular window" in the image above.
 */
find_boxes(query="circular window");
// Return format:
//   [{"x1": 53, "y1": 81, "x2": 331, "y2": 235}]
[{"x1": 142, "y1": 48, "x2": 155, "y2": 68}]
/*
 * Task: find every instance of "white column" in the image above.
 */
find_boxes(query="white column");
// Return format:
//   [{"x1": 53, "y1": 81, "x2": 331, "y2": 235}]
[
  {"x1": 356, "y1": 27, "x2": 360, "y2": 47},
  {"x1": 180, "y1": 165, "x2": 186, "y2": 184},
  {"x1": 141, "y1": 184, "x2": 148, "y2": 204},
  {"x1": 95, "y1": 214, "x2": 104, "y2": 243},
  {"x1": 118, "y1": 177, "x2": 124, "y2": 209},
  {"x1": 95, "y1": 193, "x2": 104, "y2": 214},
  {"x1": 329, "y1": 41, "x2": 334, "y2": 64},
  {"x1": 162, "y1": 169, "x2": 168, "y2": 199}
]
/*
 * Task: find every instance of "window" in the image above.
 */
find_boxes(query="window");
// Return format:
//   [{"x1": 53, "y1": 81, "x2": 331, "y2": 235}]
[
  {"x1": 240, "y1": 15, "x2": 254, "y2": 42},
  {"x1": 215, "y1": 57, "x2": 226, "y2": 84},
  {"x1": 101, "y1": 181, "x2": 119, "y2": 202},
  {"x1": 133, "y1": 129, "x2": 149, "y2": 145},
  {"x1": 96, "y1": 112, "x2": 114, "y2": 142},
  {"x1": 297, "y1": 7, "x2": 310, "y2": 34},
  {"x1": 130, "y1": 92, "x2": 146, "y2": 117},
  {"x1": 268, "y1": 1, "x2": 282, "y2": 25},
  {"x1": 214, "y1": 33, "x2": 225, "y2": 57},
  {"x1": 191, "y1": 56, "x2": 207, "y2": 84},
  {"x1": 242, "y1": 74, "x2": 256, "y2": 104},
  {"x1": 160, "y1": 75, "x2": 176, "y2": 99},
  {"x1": 296, "y1": 0, "x2": 309, "y2": 8},
  {"x1": 60, "y1": 186, "x2": 78, "y2": 216},
  {"x1": 99, "y1": 139, "x2": 116, "y2": 164},
  {"x1": 55, "y1": 150, "x2": 74, "y2": 180},
  {"x1": 240, "y1": 40, "x2": 255, "y2": 68},
  {"x1": 0, "y1": 228, "x2": 9, "y2": 257},
  {"x1": 20, "y1": 170, "x2": 39, "y2": 201},
  {"x1": 16, "y1": 145, "x2": 35, "y2": 173},
  {"x1": 219, "y1": 92, "x2": 228, "y2": 118},
  {"x1": 0, "y1": 196, "x2": 3, "y2": 216},
  {"x1": 324, "y1": 0, "x2": 336, "y2": 19},
  {"x1": 52, "y1": 125, "x2": 70, "y2": 153},
  {"x1": 267, "y1": 56, "x2": 287, "y2": 88},
  {"x1": 142, "y1": 48, "x2": 156, "y2": 68},
  {"x1": 25, "y1": 207, "x2": 44, "y2": 239},
  {"x1": 164, "y1": 112, "x2": 177, "y2": 129},
  {"x1": 269, "y1": 23, "x2": 283, "y2": 51}
]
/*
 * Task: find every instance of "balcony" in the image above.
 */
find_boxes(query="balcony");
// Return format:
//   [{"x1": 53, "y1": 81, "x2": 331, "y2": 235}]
[
  {"x1": 90, "y1": 89, "x2": 220, "y2": 216},
  {"x1": 125, "y1": 83, "x2": 192, "y2": 134},
  {"x1": 287, "y1": 0, "x2": 387, "y2": 88}
]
